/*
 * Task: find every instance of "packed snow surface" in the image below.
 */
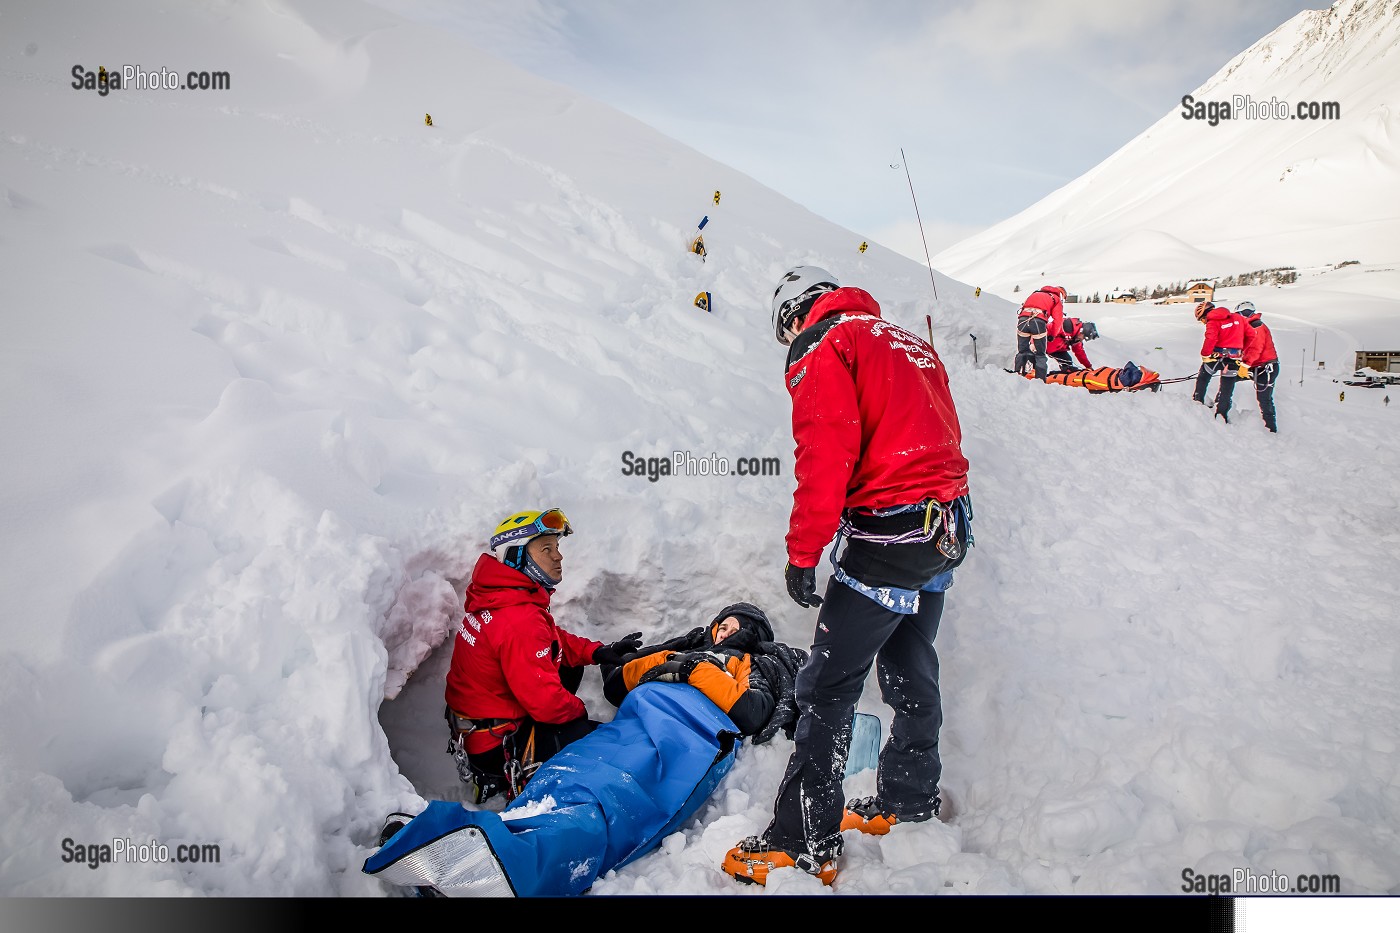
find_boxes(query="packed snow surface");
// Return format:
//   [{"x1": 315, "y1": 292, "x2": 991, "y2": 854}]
[{"x1": 1, "y1": 0, "x2": 1397, "y2": 897}]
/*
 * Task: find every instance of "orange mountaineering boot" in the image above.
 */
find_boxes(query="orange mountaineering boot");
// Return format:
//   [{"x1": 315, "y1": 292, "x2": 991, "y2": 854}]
[
  {"x1": 841, "y1": 793, "x2": 944, "y2": 835},
  {"x1": 840, "y1": 796, "x2": 900, "y2": 835},
  {"x1": 721, "y1": 836, "x2": 838, "y2": 887}
]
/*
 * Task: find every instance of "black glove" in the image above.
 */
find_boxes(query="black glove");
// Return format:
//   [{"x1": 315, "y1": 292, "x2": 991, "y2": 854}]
[
  {"x1": 593, "y1": 631, "x2": 644, "y2": 666},
  {"x1": 785, "y1": 563, "x2": 823, "y2": 608},
  {"x1": 637, "y1": 658, "x2": 686, "y2": 685},
  {"x1": 677, "y1": 650, "x2": 728, "y2": 676},
  {"x1": 638, "y1": 651, "x2": 727, "y2": 685}
]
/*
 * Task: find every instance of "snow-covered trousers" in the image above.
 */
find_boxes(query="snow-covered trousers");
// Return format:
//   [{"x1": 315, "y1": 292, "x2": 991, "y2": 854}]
[
  {"x1": 1015, "y1": 315, "x2": 1049, "y2": 380},
  {"x1": 1250, "y1": 359, "x2": 1280, "y2": 432},
  {"x1": 1193, "y1": 357, "x2": 1240, "y2": 417},
  {"x1": 765, "y1": 569, "x2": 947, "y2": 860}
]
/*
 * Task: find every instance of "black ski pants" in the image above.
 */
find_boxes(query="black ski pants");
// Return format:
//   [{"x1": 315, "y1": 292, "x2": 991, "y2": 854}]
[
  {"x1": 1250, "y1": 359, "x2": 1279, "y2": 432},
  {"x1": 765, "y1": 557, "x2": 950, "y2": 859},
  {"x1": 1015, "y1": 316, "x2": 1048, "y2": 380},
  {"x1": 464, "y1": 665, "x2": 598, "y2": 780},
  {"x1": 1193, "y1": 357, "x2": 1240, "y2": 418}
]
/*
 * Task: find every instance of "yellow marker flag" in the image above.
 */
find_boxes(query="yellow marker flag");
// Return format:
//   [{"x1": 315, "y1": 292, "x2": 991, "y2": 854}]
[
  {"x1": 859, "y1": 241, "x2": 868, "y2": 253},
  {"x1": 713, "y1": 191, "x2": 721, "y2": 205},
  {"x1": 425, "y1": 114, "x2": 433, "y2": 126},
  {"x1": 975, "y1": 287, "x2": 982, "y2": 297}
]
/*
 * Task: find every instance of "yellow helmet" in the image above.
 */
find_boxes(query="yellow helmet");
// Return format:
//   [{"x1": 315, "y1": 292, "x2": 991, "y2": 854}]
[{"x1": 490, "y1": 508, "x2": 572, "y2": 553}]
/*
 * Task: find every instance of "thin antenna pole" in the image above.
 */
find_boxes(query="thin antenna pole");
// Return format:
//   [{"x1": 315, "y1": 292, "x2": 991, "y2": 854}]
[{"x1": 901, "y1": 147, "x2": 940, "y2": 306}]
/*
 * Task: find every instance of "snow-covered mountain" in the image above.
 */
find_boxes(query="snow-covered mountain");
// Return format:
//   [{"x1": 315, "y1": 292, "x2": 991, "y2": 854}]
[
  {"x1": 2, "y1": 0, "x2": 1398, "y2": 900},
  {"x1": 933, "y1": 0, "x2": 1400, "y2": 300}
]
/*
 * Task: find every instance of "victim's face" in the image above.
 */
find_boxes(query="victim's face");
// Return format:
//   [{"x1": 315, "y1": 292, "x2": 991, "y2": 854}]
[{"x1": 713, "y1": 616, "x2": 741, "y2": 644}]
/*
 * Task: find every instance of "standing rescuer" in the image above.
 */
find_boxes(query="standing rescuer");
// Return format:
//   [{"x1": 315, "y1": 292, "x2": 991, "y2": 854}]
[
  {"x1": 1191, "y1": 300, "x2": 1249, "y2": 422},
  {"x1": 721, "y1": 265, "x2": 973, "y2": 887},
  {"x1": 1015, "y1": 285, "x2": 1067, "y2": 380},
  {"x1": 1236, "y1": 301, "x2": 1279, "y2": 433}
]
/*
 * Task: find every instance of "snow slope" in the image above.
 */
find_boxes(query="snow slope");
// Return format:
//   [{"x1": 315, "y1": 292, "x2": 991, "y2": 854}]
[
  {"x1": 2, "y1": 0, "x2": 1398, "y2": 898},
  {"x1": 932, "y1": 0, "x2": 1400, "y2": 300}
]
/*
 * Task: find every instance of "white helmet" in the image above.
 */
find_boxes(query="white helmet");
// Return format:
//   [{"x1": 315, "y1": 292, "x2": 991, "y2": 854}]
[
  {"x1": 1235, "y1": 300, "x2": 1258, "y2": 317},
  {"x1": 771, "y1": 265, "x2": 840, "y2": 345}
]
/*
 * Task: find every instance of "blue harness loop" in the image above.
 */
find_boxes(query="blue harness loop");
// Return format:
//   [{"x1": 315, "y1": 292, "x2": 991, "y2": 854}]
[
  {"x1": 828, "y1": 496, "x2": 972, "y2": 613},
  {"x1": 830, "y1": 546, "x2": 923, "y2": 613}
]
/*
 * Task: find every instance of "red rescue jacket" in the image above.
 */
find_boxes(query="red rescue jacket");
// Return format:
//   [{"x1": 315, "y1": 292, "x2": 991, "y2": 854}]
[
  {"x1": 1241, "y1": 317, "x2": 1278, "y2": 366},
  {"x1": 1047, "y1": 317, "x2": 1092, "y2": 367},
  {"x1": 1200, "y1": 307, "x2": 1248, "y2": 356},
  {"x1": 444, "y1": 554, "x2": 603, "y2": 753},
  {"x1": 1019, "y1": 288, "x2": 1065, "y2": 340},
  {"x1": 784, "y1": 287, "x2": 970, "y2": 567}
]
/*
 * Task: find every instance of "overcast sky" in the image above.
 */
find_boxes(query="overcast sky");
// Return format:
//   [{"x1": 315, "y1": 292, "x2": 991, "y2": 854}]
[{"x1": 369, "y1": 0, "x2": 1323, "y2": 263}]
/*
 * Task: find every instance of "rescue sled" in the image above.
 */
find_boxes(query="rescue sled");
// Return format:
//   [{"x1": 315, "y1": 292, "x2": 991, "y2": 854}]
[{"x1": 1014, "y1": 361, "x2": 1164, "y2": 393}]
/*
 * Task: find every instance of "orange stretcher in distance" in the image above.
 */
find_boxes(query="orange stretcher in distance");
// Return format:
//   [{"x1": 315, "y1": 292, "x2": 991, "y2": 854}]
[{"x1": 1020, "y1": 363, "x2": 1166, "y2": 393}]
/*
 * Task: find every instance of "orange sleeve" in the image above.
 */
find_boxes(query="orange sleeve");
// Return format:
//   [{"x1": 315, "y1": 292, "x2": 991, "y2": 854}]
[
  {"x1": 685, "y1": 656, "x2": 750, "y2": 713},
  {"x1": 622, "y1": 651, "x2": 675, "y2": 691}
]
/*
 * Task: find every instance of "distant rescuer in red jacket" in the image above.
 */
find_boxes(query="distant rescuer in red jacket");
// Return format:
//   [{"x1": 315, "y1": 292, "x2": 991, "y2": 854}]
[
  {"x1": 1236, "y1": 300, "x2": 1280, "y2": 433},
  {"x1": 1015, "y1": 285, "x2": 1067, "y2": 380},
  {"x1": 444, "y1": 508, "x2": 643, "y2": 804},
  {"x1": 722, "y1": 266, "x2": 973, "y2": 887},
  {"x1": 1191, "y1": 300, "x2": 1250, "y2": 423},
  {"x1": 1047, "y1": 316, "x2": 1097, "y2": 371}
]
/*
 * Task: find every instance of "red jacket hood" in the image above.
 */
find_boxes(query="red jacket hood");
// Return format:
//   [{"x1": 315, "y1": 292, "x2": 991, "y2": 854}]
[
  {"x1": 806, "y1": 286, "x2": 882, "y2": 327},
  {"x1": 464, "y1": 553, "x2": 551, "y2": 612}
]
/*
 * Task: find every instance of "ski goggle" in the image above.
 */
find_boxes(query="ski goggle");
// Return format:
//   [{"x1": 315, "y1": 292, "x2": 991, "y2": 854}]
[{"x1": 490, "y1": 508, "x2": 572, "y2": 550}]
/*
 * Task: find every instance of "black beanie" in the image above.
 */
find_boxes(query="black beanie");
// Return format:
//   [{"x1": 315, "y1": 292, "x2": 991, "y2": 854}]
[{"x1": 708, "y1": 602, "x2": 774, "y2": 645}]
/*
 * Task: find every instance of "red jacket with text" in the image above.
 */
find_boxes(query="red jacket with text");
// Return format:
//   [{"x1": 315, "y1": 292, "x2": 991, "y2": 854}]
[
  {"x1": 1200, "y1": 307, "x2": 1248, "y2": 356},
  {"x1": 1018, "y1": 288, "x2": 1065, "y2": 340},
  {"x1": 1241, "y1": 317, "x2": 1278, "y2": 367},
  {"x1": 783, "y1": 287, "x2": 970, "y2": 567},
  {"x1": 444, "y1": 553, "x2": 603, "y2": 754}
]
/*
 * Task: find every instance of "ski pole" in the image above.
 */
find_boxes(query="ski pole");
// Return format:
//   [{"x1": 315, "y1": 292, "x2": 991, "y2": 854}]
[{"x1": 900, "y1": 148, "x2": 940, "y2": 310}]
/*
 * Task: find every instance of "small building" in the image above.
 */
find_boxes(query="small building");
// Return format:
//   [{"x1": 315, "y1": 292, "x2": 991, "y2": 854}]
[
  {"x1": 1111, "y1": 293, "x2": 1137, "y2": 303},
  {"x1": 1354, "y1": 350, "x2": 1400, "y2": 374},
  {"x1": 1186, "y1": 282, "x2": 1215, "y2": 302}
]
